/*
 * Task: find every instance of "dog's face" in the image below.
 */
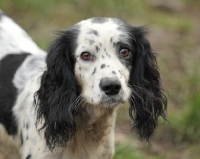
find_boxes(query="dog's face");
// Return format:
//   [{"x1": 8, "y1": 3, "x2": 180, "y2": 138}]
[
  {"x1": 75, "y1": 18, "x2": 132, "y2": 107},
  {"x1": 35, "y1": 17, "x2": 167, "y2": 150}
]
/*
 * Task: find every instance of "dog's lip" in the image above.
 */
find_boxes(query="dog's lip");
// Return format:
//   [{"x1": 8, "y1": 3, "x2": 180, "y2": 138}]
[{"x1": 99, "y1": 94, "x2": 125, "y2": 106}]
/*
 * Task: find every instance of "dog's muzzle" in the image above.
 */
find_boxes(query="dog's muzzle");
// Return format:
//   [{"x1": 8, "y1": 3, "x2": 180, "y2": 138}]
[{"x1": 99, "y1": 77, "x2": 121, "y2": 95}]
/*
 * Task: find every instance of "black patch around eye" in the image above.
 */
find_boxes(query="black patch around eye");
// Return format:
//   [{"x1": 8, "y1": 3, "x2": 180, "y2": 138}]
[
  {"x1": 117, "y1": 43, "x2": 134, "y2": 68},
  {"x1": 92, "y1": 67, "x2": 96, "y2": 75},
  {"x1": 96, "y1": 46, "x2": 99, "y2": 52},
  {"x1": 101, "y1": 64, "x2": 106, "y2": 69},
  {"x1": 112, "y1": 71, "x2": 116, "y2": 74}
]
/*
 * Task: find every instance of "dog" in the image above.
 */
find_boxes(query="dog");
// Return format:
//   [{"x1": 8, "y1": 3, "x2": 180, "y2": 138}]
[{"x1": 0, "y1": 10, "x2": 167, "y2": 159}]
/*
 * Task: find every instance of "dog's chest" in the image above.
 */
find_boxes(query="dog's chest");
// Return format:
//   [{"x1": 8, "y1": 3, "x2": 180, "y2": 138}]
[{"x1": 60, "y1": 109, "x2": 116, "y2": 159}]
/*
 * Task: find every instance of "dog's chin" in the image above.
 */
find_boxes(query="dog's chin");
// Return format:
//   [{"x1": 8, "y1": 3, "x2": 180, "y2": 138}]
[{"x1": 99, "y1": 95, "x2": 125, "y2": 108}]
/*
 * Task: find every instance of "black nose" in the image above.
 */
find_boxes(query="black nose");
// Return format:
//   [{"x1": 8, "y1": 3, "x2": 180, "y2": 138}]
[{"x1": 100, "y1": 77, "x2": 121, "y2": 95}]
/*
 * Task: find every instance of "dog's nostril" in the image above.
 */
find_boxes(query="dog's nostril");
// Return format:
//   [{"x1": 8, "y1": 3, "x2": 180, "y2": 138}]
[
  {"x1": 103, "y1": 86, "x2": 111, "y2": 92},
  {"x1": 115, "y1": 85, "x2": 121, "y2": 91},
  {"x1": 100, "y1": 77, "x2": 121, "y2": 95}
]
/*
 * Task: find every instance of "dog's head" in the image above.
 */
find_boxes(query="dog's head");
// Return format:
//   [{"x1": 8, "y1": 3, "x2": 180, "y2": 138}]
[
  {"x1": 75, "y1": 18, "x2": 133, "y2": 107},
  {"x1": 35, "y1": 17, "x2": 167, "y2": 150}
]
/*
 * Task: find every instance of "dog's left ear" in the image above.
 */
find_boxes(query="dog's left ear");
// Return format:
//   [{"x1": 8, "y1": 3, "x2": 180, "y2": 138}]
[{"x1": 128, "y1": 26, "x2": 167, "y2": 141}]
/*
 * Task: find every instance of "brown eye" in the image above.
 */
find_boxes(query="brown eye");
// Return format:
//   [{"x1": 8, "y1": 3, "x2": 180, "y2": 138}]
[
  {"x1": 81, "y1": 52, "x2": 91, "y2": 60},
  {"x1": 119, "y1": 48, "x2": 130, "y2": 57}
]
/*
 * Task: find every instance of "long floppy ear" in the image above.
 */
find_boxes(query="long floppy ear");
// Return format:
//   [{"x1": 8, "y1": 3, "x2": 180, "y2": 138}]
[
  {"x1": 128, "y1": 26, "x2": 167, "y2": 142},
  {"x1": 34, "y1": 27, "x2": 80, "y2": 150}
]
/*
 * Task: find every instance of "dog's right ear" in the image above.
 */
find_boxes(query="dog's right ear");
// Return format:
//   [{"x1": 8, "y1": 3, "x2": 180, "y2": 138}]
[{"x1": 34, "y1": 26, "x2": 80, "y2": 150}]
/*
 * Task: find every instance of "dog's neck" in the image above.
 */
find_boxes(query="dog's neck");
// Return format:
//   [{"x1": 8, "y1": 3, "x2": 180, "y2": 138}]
[
  {"x1": 63, "y1": 105, "x2": 117, "y2": 159},
  {"x1": 76, "y1": 105, "x2": 116, "y2": 141}
]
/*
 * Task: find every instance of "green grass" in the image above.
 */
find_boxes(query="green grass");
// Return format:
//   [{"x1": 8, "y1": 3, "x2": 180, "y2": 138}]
[{"x1": 113, "y1": 143, "x2": 144, "y2": 159}]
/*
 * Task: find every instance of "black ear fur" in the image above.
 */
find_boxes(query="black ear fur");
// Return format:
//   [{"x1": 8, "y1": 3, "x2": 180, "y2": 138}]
[
  {"x1": 34, "y1": 27, "x2": 80, "y2": 150},
  {"x1": 128, "y1": 26, "x2": 167, "y2": 141}
]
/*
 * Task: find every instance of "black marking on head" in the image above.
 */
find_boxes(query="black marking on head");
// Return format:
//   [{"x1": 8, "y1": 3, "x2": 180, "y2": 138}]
[
  {"x1": 91, "y1": 17, "x2": 108, "y2": 23},
  {"x1": 96, "y1": 46, "x2": 99, "y2": 52},
  {"x1": 92, "y1": 67, "x2": 96, "y2": 75},
  {"x1": 110, "y1": 37, "x2": 113, "y2": 43},
  {"x1": 89, "y1": 40, "x2": 94, "y2": 45},
  {"x1": 101, "y1": 64, "x2": 106, "y2": 69},
  {"x1": 112, "y1": 71, "x2": 116, "y2": 74},
  {"x1": 119, "y1": 34, "x2": 127, "y2": 41},
  {"x1": 26, "y1": 123, "x2": 29, "y2": 130},
  {"x1": 104, "y1": 49, "x2": 110, "y2": 57},
  {"x1": 26, "y1": 154, "x2": 31, "y2": 159},
  {"x1": 119, "y1": 70, "x2": 123, "y2": 76},
  {"x1": 21, "y1": 132, "x2": 23, "y2": 145},
  {"x1": 93, "y1": 30, "x2": 99, "y2": 36},
  {"x1": 102, "y1": 55, "x2": 105, "y2": 59},
  {"x1": 0, "y1": 53, "x2": 30, "y2": 135},
  {"x1": 88, "y1": 29, "x2": 99, "y2": 36}
]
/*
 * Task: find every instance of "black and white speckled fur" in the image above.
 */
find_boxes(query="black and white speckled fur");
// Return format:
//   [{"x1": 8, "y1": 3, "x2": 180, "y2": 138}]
[{"x1": 0, "y1": 10, "x2": 167, "y2": 159}]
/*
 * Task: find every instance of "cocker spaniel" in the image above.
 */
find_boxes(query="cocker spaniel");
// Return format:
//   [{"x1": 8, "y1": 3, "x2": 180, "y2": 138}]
[{"x1": 0, "y1": 10, "x2": 167, "y2": 159}]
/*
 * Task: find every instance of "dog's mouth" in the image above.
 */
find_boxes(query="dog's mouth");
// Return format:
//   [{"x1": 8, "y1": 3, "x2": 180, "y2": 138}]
[{"x1": 99, "y1": 92, "x2": 125, "y2": 107}]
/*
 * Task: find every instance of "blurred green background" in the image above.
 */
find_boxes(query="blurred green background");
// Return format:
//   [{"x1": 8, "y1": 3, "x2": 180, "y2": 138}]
[{"x1": 1, "y1": 0, "x2": 200, "y2": 158}]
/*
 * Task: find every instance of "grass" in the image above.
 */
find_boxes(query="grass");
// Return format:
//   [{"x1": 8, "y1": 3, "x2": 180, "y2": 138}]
[{"x1": 1, "y1": 0, "x2": 200, "y2": 158}]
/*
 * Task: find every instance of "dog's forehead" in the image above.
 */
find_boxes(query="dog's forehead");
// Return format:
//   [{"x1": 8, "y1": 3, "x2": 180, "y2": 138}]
[{"x1": 77, "y1": 17, "x2": 127, "y2": 43}]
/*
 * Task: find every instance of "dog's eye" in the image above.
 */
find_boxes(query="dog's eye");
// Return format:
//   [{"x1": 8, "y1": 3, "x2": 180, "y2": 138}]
[
  {"x1": 119, "y1": 48, "x2": 130, "y2": 57},
  {"x1": 81, "y1": 52, "x2": 91, "y2": 60}
]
